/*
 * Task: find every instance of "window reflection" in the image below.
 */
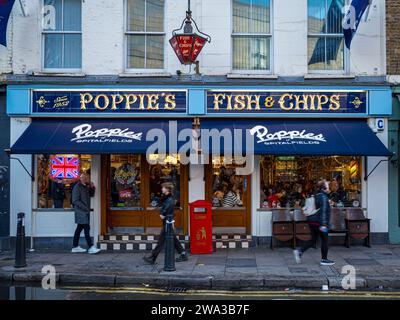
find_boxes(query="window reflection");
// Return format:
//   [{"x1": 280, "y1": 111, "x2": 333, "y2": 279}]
[
  {"x1": 211, "y1": 157, "x2": 245, "y2": 208},
  {"x1": 148, "y1": 155, "x2": 181, "y2": 208},
  {"x1": 110, "y1": 155, "x2": 141, "y2": 208}
]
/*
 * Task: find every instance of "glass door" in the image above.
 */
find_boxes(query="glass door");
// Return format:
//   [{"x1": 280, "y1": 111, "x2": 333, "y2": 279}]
[
  {"x1": 205, "y1": 156, "x2": 251, "y2": 234},
  {"x1": 101, "y1": 154, "x2": 188, "y2": 235}
]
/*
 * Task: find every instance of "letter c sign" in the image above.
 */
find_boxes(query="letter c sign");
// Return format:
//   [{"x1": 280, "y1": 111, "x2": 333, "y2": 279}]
[{"x1": 375, "y1": 118, "x2": 385, "y2": 132}]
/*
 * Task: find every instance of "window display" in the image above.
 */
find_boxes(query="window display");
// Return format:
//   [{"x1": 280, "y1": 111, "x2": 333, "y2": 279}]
[
  {"x1": 110, "y1": 155, "x2": 141, "y2": 208},
  {"x1": 37, "y1": 154, "x2": 91, "y2": 209},
  {"x1": 211, "y1": 156, "x2": 245, "y2": 208},
  {"x1": 260, "y1": 156, "x2": 362, "y2": 209},
  {"x1": 148, "y1": 154, "x2": 181, "y2": 208}
]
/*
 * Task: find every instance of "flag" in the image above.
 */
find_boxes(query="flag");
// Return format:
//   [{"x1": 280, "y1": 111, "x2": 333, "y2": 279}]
[
  {"x1": 342, "y1": 0, "x2": 370, "y2": 49},
  {"x1": 50, "y1": 156, "x2": 80, "y2": 180},
  {"x1": 308, "y1": 0, "x2": 343, "y2": 66},
  {"x1": 0, "y1": 0, "x2": 15, "y2": 46}
]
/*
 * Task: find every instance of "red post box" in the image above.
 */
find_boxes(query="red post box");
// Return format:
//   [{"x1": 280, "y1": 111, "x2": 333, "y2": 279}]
[{"x1": 189, "y1": 200, "x2": 213, "y2": 254}]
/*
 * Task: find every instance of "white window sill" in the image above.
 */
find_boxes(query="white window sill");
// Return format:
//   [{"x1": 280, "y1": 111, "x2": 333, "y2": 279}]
[
  {"x1": 33, "y1": 71, "x2": 86, "y2": 77},
  {"x1": 304, "y1": 74, "x2": 356, "y2": 80},
  {"x1": 119, "y1": 72, "x2": 172, "y2": 78},
  {"x1": 226, "y1": 73, "x2": 278, "y2": 80}
]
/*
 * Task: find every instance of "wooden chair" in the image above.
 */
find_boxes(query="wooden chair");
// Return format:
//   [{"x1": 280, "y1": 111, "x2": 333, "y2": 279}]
[
  {"x1": 270, "y1": 209, "x2": 294, "y2": 249},
  {"x1": 345, "y1": 208, "x2": 371, "y2": 247},
  {"x1": 329, "y1": 208, "x2": 349, "y2": 247},
  {"x1": 293, "y1": 209, "x2": 312, "y2": 247}
]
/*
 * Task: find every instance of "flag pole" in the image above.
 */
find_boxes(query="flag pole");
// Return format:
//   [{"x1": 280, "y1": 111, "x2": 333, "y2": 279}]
[
  {"x1": 18, "y1": 0, "x2": 26, "y2": 17},
  {"x1": 364, "y1": 0, "x2": 372, "y2": 22}
]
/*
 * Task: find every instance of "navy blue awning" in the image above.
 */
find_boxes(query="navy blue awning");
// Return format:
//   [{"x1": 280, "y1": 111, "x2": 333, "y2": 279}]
[
  {"x1": 10, "y1": 119, "x2": 193, "y2": 154},
  {"x1": 200, "y1": 119, "x2": 392, "y2": 156}
]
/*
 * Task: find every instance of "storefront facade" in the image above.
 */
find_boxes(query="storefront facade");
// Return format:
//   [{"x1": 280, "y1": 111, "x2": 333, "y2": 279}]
[{"x1": 7, "y1": 82, "x2": 393, "y2": 249}]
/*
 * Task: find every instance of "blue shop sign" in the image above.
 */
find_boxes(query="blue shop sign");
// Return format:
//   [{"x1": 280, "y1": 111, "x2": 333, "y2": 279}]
[
  {"x1": 32, "y1": 90, "x2": 187, "y2": 114},
  {"x1": 207, "y1": 90, "x2": 367, "y2": 114}
]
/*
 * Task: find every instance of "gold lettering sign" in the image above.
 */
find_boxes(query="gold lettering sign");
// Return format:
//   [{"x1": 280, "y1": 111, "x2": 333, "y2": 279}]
[
  {"x1": 78, "y1": 92, "x2": 178, "y2": 111},
  {"x1": 209, "y1": 91, "x2": 367, "y2": 114}
]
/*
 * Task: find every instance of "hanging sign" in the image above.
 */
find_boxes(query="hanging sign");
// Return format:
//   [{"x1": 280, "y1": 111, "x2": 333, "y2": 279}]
[
  {"x1": 207, "y1": 90, "x2": 367, "y2": 114},
  {"x1": 32, "y1": 90, "x2": 187, "y2": 114}
]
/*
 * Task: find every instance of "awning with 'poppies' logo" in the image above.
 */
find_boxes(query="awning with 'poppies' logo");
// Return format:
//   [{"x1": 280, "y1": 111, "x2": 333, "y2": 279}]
[
  {"x1": 10, "y1": 119, "x2": 193, "y2": 154},
  {"x1": 199, "y1": 119, "x2": 392, "y2": 157}
]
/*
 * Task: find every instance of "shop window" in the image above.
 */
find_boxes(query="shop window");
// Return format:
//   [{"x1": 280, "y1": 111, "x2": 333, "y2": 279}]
[
  {"x1": 36, "y1": 154, "x2": 91, "y2": 209},
  {"x1": 42, "y1": 0, "x2": 82, "y2": 70},
  {"x1": 110, "y1": 155, "x2": 141, "y2": 209},
  {"x1": 126, "y1": 0, "x2": 165, "y2": 70},
  {"x1": 148, "y1": 154, "x2": 181, "y2": 208},
  {"x1": 232, "y1": 0, "x2": 271, "y2": 71},
  {"x1": 211, "y1": 156, "x2": 245, "y2": 208},
  {"x1": 260, "y1": 156, "x2": 362, "y2": 209},
  {"x1": 308, "y1": 0, "x2": 345, "y2": 72}
]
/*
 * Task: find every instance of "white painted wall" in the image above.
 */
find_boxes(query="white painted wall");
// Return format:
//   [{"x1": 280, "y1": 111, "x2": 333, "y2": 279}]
[
  {"x1": 8, "y1": 0, "x2": 387, "y2": 76},
  {"x1": 9, "y1": 118, "x2": 32, "y2": 236},
  {"x1": 365, "y1": 122, "x2": 389, "y2": 233}
]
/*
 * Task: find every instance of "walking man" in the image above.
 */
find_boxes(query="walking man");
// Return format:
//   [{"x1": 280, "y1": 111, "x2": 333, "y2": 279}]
[
  {"x1": 71, "y1": 173, "x2": 100, "y2": 254},
  {"x1": 293, "y1": 179, "x2": 335, "y2": 266},
  {"x1": 143, "y1": 182, "x2": 188, "y2": 264}
]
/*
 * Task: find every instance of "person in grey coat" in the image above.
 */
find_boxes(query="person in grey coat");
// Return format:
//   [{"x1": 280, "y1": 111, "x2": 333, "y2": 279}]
[{"x1": 71, "y1": 173, "x2": 100, "y2": 254}]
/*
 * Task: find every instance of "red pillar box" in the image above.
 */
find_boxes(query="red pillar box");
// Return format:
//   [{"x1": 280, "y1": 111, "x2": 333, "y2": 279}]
[{"x1": 189, "y1": 200, "x2": 213, "y2": 254}]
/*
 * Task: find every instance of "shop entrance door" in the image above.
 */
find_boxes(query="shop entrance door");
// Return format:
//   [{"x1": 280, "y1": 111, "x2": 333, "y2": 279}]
[
  {"x1": 101, "y1": 154, "x2": 188, "y2": 235},
  {"x1": 205, "y1": 157, "x2": 252, "y2": 234}
]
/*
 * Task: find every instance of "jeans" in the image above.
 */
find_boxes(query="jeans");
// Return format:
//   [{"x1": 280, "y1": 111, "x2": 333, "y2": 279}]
[
  {"x1": 151, "y1": 222, "x2": 184, "y2": 260},
  {"x1": 73, "y1": 224, "x2": 92, "y2": 248},
  {"x1": 300, "y1": 223, "x2": 329, "y2": 260}
]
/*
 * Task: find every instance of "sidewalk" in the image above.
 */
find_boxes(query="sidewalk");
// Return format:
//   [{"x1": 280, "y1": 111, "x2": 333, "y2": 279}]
[{"x1": 1, "y1": 245, "x2": 400, "y2": 290}]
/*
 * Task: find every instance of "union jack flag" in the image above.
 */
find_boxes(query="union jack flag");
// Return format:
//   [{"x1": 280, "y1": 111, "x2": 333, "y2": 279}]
[{"x1": 50, "y1": 156, "x2": 80, "y2": 180}]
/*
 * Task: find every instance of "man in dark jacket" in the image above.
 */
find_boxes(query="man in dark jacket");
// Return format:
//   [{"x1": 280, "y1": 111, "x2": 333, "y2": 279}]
[
  {"x1": 71, "y1": 173, "x2": 100, "y2": 254},
  {"x1": 293, "y1": 180, "x2": 335, "y2": 266},
  {"x1": 143, "y1": 182, "x2": 188, "y2": 264}
]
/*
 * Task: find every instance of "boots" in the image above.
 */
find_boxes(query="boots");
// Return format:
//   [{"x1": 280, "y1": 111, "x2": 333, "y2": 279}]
[
  {"x1": 176, "y1": 251, "x2": 189, "y2": 262},
  {"x1": 143, "y1": 255, "x2": 156, "y2": 265}
]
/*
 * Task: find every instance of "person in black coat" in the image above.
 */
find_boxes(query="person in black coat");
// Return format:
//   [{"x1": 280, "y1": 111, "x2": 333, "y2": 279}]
[
  {"x1": 143, "y1": 182, "x2": 188, "y2": 264},
  {"x1": 293, "y1": 180, "x2": 335, "y2": 266}
]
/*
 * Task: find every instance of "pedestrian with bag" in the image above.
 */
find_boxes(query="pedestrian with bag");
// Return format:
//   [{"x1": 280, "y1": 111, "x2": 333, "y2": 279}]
[
  {"x1": 143, "y1": 182, "x2": 188, "y2": 265},
  {"x1": 293, "y1": 180, "x2": 335, "y2": 266}
]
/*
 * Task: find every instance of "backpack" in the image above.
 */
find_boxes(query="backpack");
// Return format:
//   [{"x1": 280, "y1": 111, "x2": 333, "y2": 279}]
[{"x1": 302, "y1": 195, "x2": 320, "y2": 216}]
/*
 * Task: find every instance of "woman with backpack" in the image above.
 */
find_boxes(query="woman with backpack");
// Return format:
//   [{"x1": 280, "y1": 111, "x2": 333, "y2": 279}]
[{"x1": 293, "y1": 180, "x2": 335, "y2": 266}]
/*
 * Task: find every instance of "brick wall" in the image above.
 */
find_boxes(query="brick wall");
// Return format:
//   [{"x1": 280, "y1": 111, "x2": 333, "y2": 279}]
[{"x1": 387, "y1": 0, "x2": 400, "y2": 75}]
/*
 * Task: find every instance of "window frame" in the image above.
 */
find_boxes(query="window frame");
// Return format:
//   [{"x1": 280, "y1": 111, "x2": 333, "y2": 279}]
[
  {"x1": 230, "y1": 0, "x2": 273, "y2": 74},
  {"x1": 307, "y1": 0, "x2": 349, "y2": 74},
  {"x1": 34, "y1": 154, "x2": 92, "y2": 211},
  {"x1": 41, "y1": 0, "x2": 83, "y2": 72},
  {"x1": 124, "y1": 0, "x2": 166, "y2": 73}
]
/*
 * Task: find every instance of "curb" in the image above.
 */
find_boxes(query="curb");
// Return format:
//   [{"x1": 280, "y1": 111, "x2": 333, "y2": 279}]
[{"x1": 2, "y1": 271, "x2": 400, "y2": 290}]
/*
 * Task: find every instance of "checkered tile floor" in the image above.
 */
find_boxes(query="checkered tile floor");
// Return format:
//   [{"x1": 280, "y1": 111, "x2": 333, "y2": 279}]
[{"x1": 98, "y1": 234, "x2": 252, "y2": 251}]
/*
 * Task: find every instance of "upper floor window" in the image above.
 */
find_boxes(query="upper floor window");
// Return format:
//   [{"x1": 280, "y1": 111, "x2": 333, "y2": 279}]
[
  {"x1": 232, "y1": 0, "x2": 271, "y2": 72},
  {"x1": 308, "y1": 0, "x2": 345, "y2": 72},
  {"x1": 42, "y1": 0, "x2": 82, "y2": 70},
  {"x1": 126, "y1": 0, "x2": 165, "y2": 70}
]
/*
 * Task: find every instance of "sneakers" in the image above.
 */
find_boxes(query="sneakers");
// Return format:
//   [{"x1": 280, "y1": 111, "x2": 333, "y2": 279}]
[
  {"x1": 71, "y1": 246, "x2": 87, "y2": 253},
  {"x1": 320, "y1": 259, "x2": 335, "y2": 266},
  {"x1": 293, "y1": 249, "x2": 302, "y2": 264},
  {"x1": 143, "y1": 256, "x2": 156, "y2": 265},
  {"x1": 88, "y1": 246, "x2": 101, "y2": 254},
  {"x1": 176, "y1": 252, "x2": 189, "y2": 262}
]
